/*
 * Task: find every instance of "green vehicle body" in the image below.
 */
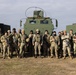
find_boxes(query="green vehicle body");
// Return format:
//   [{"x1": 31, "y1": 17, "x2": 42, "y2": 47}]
[
  {"x1": 20, "y1": 9, "x2": 58, "y2": 35},
  {"x1": 66, "y1": 23, "x2": 76, "y2": 33}
]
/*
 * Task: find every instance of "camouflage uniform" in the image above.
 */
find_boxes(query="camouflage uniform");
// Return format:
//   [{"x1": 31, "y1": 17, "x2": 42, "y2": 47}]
[
  {"x1": 69, "y1": 30, "x2": 74, "y2": 56},
  {"x1": 0, "y1": 33, "x2": 2, "y2": 53},
  {"x1": 1, "y1": 33, "x2": 10, "y2": 59},
  {"x1": 0, "y1": 28, "x2": 3, "y2": 53},
  {"x1": 61, "y1": 33, "x2": 72, "y2": 59},
  {"x1": 13, "y1": 33, "x2": 20, "y2": 57},
  {"x1": 50, "y1": 35, "x2": 59, "y2": 58},
  {"x1": 73, "y1": 34, "x2": 76, "y2": 54},
  {"x1": 33, "y1": 29, "x2": 42, "y2": 58},
  {"x1": 19, "y1": 30, "x2": 27, "y2": 58},
  {"x1": 7, "y1": 30, "x2": 13, "y2": 58}
]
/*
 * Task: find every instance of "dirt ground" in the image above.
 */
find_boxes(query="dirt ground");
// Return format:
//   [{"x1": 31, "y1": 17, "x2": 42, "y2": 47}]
[{"x1": 0, "y1": 55, "x2": 76, "y2": 75}]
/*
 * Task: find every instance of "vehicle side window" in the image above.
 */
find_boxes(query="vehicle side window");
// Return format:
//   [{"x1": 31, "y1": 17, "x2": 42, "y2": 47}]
[
  {"x1": 29, "y1": 20, "x2": 36, "y2": 24},
  {"x1": 40, "y1": 20, "x2": 48, "y2": 24}
]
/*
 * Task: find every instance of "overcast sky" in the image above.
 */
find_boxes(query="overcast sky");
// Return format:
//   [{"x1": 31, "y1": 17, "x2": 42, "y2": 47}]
[{"x1": 0, "y1": 0, "x2": 76, "y2": 32}]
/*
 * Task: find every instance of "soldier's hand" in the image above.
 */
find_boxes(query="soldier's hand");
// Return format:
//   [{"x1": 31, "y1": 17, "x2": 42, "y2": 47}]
[
  {"x1": 41, "y1": 43, "x2": 43, "y2": 46},
  {"x1": 58, "y1": 42, "x2": 60, "y2": 46}
]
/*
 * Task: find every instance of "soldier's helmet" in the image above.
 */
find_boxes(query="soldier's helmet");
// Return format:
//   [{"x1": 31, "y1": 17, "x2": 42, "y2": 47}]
[
  {"x1": 7, "y1": 30, "x2": 11, "y2": 33},
  {"x1": 52, "y1": 31, "x2": 56, "y2": 36},
  {"x1": 12, "y1": 28, "x2": 16, "y2": 33},
  {"x1": 30, "y1": 30, "x2": 33, "y2": 34},
  {"x1": 22, "y1": 29, "x2": 25, "y2": 32},
  {"x1": 21, "y1": 29, "x2": 25, "y2": 34},
  {"x1": 36, "y1": 29, "x2": 40, "y2": 33}
]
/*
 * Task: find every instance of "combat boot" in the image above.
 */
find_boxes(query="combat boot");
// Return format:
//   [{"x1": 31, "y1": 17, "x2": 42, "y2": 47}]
[
  {"x1": 3, "y1": 55, "x2": 5, "y2": 59},
  {"x1": 63, "y1": 56, "x2": 66, "y2": 59},
  {"x1": 56, "y1": 56, "x2": 59, "y2": 59},
  {"x1": 39, "y1": 54, "x2": 41, "y2": 58},
  {"x1": 8, "y1": 57, "x2": 11, "y2": 59},
  {"x1": 51, "y1": 55, "x2": 53, "y2": 58},
  {"x1": 69, "y1": 56, "x2": 73, "y2": 59},
  {"x1": 34, "y1": 54, "x2": 37, "y2": 58}
]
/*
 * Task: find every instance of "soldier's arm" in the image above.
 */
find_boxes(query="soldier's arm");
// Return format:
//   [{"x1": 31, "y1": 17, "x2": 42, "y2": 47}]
[
  {"x1": 1, "y1": 36, "x2": 5, "y2": 43},
  {"x1": 40, "y1": 35, "x2": 43, "y2": 45},
  {"x1": 57, "y1": 36, "x2": 60, "y2": 45},
  {"x1": 73, "y1": 36, "x2": 76, "y2": 41},
  {"x1": 61, "y1": 36, "x2": 66, "y2": 40},
  {"x1": 50, "y1": 36, "x2": 53, "y2": 42},
  {"x1": 65, "y1": 35, "x2": 69, "y2": 39}
]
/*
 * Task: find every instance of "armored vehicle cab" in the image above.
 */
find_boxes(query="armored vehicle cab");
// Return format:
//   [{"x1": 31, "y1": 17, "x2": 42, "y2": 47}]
[
  {"x1": 66, "y1": 23, "x2": 76, "y2": 33},
  {"x1": 20, "y1": 7, "x2": 58, "y2": 35}
]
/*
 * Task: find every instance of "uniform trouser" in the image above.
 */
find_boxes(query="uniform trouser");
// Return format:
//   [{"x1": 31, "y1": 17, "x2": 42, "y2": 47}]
[
  {"x1": 13, "y1": 43, "x2": 19, "y2": 56},
  {"x1": 20, "y1": 43, "x2": 26, "y2": 57},
  {"x1": 43, "y1": 44, "x2": 49, "y2": 56},
  {"x1": 63, "y1": 46, "x2": 71, "y2": 57},
  {"x1": 28, "y1": 44, "x2": 34, "y2": 57},
  {"x1": 74, "y1": 43, "x2": 76, "y2": 54},
  {"x1": 50, "y1": 44, "x2": 58, "y2": 57},
  {"x1": 34, "y1": 42, "x2": 41, "y2": 55},
  {"x1": 3, "y1": 45, "x2": 10, "y2": 58}
]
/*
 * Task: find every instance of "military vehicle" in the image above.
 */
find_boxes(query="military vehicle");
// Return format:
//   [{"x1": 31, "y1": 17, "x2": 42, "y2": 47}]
[
  {"x1": 66, "y1": 23, "x2": 76, "y2": 33},
  {"x1": 20, "y1": 7, "x2": 58, "y2": 35},
  {"x1": 0, "y1": 23, "x2": 10, "y2": 35}
]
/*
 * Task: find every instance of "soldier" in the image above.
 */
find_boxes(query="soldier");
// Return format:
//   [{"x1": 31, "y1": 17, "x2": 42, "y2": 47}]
[
  {"x1": 1, "y1": 32, "x2": 10, "y2": 59},
  {"x1": 61, "y1": 30, "x2": 72, "y2": 59},
  {"x1": 69, "y1": 29, "x2": 74, "y2": 57},
  {"x1": 43, "y1": 30, "x2": 50, "y2": 57},
  {"x1": 17, "y1": 29, "x2": 22, "y2": 57},
  {"x1": 19, "y1": 29, "x2": 28, "y2": 58},
  {"x1": 0, "y1": 28, "x2": 3, "y2": 53},
  {"x1": 12, "y1": 28, "x2": 20, "y2": 58},
  {"x1": 33, "y1": 29, "x2": 42, "y2": 58},
  {"x1": 28, "y1": 30, "x2": 34, "y2": 57},
  {"x1": 50, "y1": 31, "x2": 60, "y2": 58},
  {"x1": 7, "y1": 30, "x2": 13, "y2": 58},
  {"x1": 73, "y1": 33, "x2": 76, "y2": 55},
  {"x1": 58, "y1": 31, "x2": 63, "y2": 58}
]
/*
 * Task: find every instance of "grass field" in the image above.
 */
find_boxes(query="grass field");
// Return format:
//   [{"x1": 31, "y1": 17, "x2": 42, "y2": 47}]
[{"x1": 0, "y1": 55, "x2": 76, "y2": 75}]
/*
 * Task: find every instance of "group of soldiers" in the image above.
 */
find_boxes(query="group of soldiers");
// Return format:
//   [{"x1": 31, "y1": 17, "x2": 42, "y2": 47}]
[{"x1": 0, "y1": 28, "x2": 76, "y2": 59}]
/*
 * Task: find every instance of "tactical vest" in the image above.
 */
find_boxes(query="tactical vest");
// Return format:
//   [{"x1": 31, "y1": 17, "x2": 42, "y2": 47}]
[
  {"x1": 21, "y1": 34, "x2": 27, "y2": 43},
  {"x1": 35, "y1": 34, "x2": 41, "y2": 43}
]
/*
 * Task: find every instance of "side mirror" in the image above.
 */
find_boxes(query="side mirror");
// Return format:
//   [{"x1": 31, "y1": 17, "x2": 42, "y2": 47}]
[
  {"x1": 20, "y1": 20, "x2": 22, "y2": 27},
  {"x1": 56, "y1": 19, "x2": 58, "y2": 27}
]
